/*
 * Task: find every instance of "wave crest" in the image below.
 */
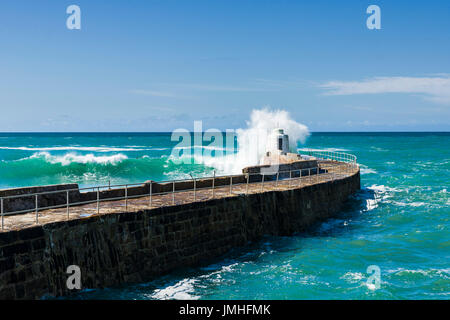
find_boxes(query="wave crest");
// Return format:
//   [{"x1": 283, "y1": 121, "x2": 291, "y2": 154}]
[{"x1": 28, "y1": 152, "x2": 128, "y2": 166}]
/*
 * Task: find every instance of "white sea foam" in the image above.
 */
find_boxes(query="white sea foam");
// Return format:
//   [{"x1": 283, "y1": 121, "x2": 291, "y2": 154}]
[
  {"x1": 177, "y1": 108, "x2": 310, "y2": 174},
  {"x1": 388, "y1": 268, "x2": 450, "y2": 279},
  {"x1": 27, "y1": 152, "x2": 128, "y2": 165},
  {"x1": 360, "y1": 167, "x2": 377, "y2": 175},
  {"x1": 341, "y1": 272, "x2": 364, "y2": 283},
  {"x1": 358, "y1": 164, "x2": 377, "y2": 175},
  {"x1": 370, "y1": 146, "x2": 388, "y2": 152},
  {"x1": 367, "y1": 184, "x2": 401, "y2": 194},
  {"x1": 150, "y1": 262, "x2": 239, "y2": 300},
  {"x1": 359, "y1": 184, "x2": 400, "y2": 211},
  {"x1": 366, "y1": 283, "x2": 377, "y2": 291},
  {"x1": 391, "y1": 201, "x2": 426, "y2": 207},
  {"x1": 150, "y1": 278, "x2": 200, "y2": 300}
]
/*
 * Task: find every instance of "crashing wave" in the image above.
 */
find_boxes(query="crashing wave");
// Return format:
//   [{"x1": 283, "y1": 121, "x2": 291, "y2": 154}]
[{"x1": 27, "y1": 152, "x2": 128, "y2": 166}]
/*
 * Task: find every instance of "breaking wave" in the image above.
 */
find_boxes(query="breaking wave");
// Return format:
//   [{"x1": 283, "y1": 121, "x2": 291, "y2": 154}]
[
  {"x1": 170, "y1": 108, "x2": 310, "y2": 174},
  {"x1": 27, "y1": 152, "x2": 128, "y2": 165},
  {"x1": 0, "y1": 152, "x2": 213, "y2": 188}
]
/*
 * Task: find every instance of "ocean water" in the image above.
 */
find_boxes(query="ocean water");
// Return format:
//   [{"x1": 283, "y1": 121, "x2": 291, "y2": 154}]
[{"x1": 1, "y1": 132, "x2": 448, "y2": 299}]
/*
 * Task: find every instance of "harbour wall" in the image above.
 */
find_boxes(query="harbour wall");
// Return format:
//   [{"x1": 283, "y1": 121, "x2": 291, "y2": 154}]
[{"x1": 0, "y1": 170, "x2": 360, "y2": 299}]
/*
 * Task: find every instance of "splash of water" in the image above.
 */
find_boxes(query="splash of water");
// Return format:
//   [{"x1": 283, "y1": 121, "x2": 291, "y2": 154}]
[{"x1": 202, "y1": 108, "x2": 310, "y2": 174}]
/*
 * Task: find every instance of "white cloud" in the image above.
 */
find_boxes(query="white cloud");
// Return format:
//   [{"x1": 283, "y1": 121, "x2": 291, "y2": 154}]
[{"x1": 320, "y1": 76, "x2": 450, "y2": 104}]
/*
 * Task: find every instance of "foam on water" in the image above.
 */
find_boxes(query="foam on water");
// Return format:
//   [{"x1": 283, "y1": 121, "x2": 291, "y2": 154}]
[
  {"x1": 27, "y1": 152, "x2": 129, "y2": 165},
  {"x1": 360, "y1": 166, "x2": 377, "y2": 175},
  {"x1": 150, "y1": 278, "x2": 200, "y2": 300}
]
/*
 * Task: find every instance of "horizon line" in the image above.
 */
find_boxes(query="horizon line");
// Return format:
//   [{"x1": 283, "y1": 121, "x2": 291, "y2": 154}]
[{"x1": 0, "y1": 131, "x2": 449, "y2": 134}]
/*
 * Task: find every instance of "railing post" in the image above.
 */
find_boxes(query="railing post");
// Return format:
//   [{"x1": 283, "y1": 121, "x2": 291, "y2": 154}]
[
  {"x1": 261, "y1": 174, "x2": 264, "y2": 192},
  {"x1": 97, "y1": 187, "x2": 100, "y2": 214},
  {"x1": 230, "y1": 176, "x2": 232, "y2": 195},
  {"x1": 1, "y1": 198, "x2": 3, "y2": 231},
  {"x1": 194, "y1": 179, "x2": 196, "y2": 201},
  {"x1": 289, "y1": 170, "x2": 291, "y2": 188},
  {"x1": 308, "y1": 168, "x2": 311, "y2": 184},
  {"x1": 125, "y1": 185, "x2": 128, "y2": 211},
  {"x1": 35, "y1": 194, "x2": 38, "y2": 224},
  {"x1": 212, "y1": 171, "x2": 215, "y2": 199},
  {"x1": 149, "y1": 181, "x2": 152, "y2": 207},
  {"x1": 66, "y1": 190, "x2": 69, "y2": 220},
  {"x1": 276, "y1": 172, "x2": 279, "y2": 187},
  {"x1": 172, "y1": 181, "x2": 175, "y2": 205},
  {"x1": 246, "y1": 174, "x2": 249, "y2": 195}
]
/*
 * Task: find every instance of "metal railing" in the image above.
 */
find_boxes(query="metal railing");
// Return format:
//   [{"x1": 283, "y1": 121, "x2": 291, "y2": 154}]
[
  {"x1": 305, "y1": 149, "x2": 357, "y2": 164},
  {"x1": 0, "y1": 150, "x2": 358, "y2": 230}
]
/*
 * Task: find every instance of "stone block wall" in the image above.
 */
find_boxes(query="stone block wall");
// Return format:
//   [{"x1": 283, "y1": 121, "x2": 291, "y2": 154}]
[
  {"x1": 0, "y1": 184, "x2": 80, "y2": 214},
  {"x1": 0, "y1": 170, "x2": 360, "y2": 299}
]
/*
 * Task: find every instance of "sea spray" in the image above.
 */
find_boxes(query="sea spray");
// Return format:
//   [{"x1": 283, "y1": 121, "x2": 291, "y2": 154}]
[
  {"x1": 170, "y1": 108, "x2": 310, "y2": 174},
  {"x1": 230, "y1": 108, "x2": 309, "y2": 172}
]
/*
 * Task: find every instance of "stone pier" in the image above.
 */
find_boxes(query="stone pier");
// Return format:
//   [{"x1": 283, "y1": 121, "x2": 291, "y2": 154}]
[{"x1": 0, "y1": 161, "x2": 360, "y2": 299}]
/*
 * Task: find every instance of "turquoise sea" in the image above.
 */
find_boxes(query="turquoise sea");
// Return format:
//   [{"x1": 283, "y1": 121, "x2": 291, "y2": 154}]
[{"x1": 0, "y1": 132, "x2": 448, "y2": 299}]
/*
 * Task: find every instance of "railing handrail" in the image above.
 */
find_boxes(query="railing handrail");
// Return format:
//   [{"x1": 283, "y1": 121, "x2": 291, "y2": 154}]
[
  {"x1": 305, "y1": 149, "x2": 357, "y2": 164},
  {"x1": 0, "y1": 150, "x2": 359, "y2": 228}
]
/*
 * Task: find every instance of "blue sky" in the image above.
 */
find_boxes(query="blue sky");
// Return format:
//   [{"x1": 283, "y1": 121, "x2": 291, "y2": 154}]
[{"x1": 0, "y1": 0, "x2": 449, "y2": 132}]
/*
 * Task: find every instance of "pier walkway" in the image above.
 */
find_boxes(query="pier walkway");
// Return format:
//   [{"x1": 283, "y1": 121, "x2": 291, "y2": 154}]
[{"x1": 0, "y1": 159, "x2": 359, "y2": 232}]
